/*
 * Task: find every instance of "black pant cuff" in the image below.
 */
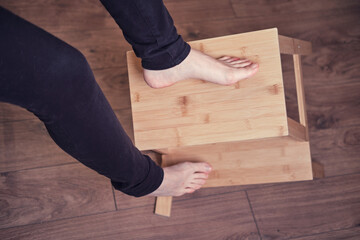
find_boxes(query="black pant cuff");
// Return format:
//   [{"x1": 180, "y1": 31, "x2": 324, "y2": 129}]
[
  {"x1": 141, "y1": 38, "x2": 191, "y2": 70},
  {"x1": 111, "y1": 155, "x2": 164, "y2": 197}
]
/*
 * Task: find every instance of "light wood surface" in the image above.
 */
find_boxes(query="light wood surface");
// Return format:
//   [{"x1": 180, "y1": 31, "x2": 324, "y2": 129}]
[
  {"x1": 154, "y1": 155, "x2": 173, "y2": 217},
  {"x1": 127, "y1": 29, "x2": 314, "y2": 216},
  {"x1": 287, "y1": 117, "x2": 307, "y2": 141},
  {"x1": 127, "y1": 28, "x2": 289, "y2": 150},
  {"x1": 154, "y1": 196, "x2": 173, "y2": 217},
  {"x1": 162, "y1": 135, "x2": 313, "y2": 188},
  {"x1": 278, "y1": 35, "x2": 312, "y2": 55},
  {"x1": 293, "y1": 54, "x2": 310, "y2": 140}
]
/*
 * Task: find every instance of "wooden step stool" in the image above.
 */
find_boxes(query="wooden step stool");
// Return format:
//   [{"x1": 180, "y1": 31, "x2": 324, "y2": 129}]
[{"x1": 126, "y1": 28, "x2": 324, "y2": 217}]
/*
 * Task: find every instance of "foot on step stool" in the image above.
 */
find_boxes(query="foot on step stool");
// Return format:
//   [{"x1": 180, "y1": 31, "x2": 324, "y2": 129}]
[
  {"x1": 149, "y1": 162, "x2": 212, "y2": 197},
  {"x1": 143, "y1": 48, "x2": 259, "y2": 88}
]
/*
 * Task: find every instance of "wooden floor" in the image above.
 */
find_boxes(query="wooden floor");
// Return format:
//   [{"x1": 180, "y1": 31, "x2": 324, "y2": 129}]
[{"x1": 1, "y1": 0, "x2": 360, "y2": 239}]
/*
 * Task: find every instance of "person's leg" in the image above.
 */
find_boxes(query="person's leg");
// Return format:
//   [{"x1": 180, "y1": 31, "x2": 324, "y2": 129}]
[
  {"x1": 0, "y1": 7, "x2": 211, "y2": 197},
  {"x1": 100, "y1": 0, "x2": 259, "y2": 89}
]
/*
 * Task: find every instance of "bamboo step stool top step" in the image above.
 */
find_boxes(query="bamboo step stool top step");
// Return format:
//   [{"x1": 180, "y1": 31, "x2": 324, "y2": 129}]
[{"x1": 126, "y1": 28, "x2": 317, "y2": 217}]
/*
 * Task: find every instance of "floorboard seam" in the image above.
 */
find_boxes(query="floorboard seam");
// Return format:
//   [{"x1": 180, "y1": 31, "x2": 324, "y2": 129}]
[
  {"x1": 0, "y1": 161, "x2": 79, "y2": 174},
  {"x1": 0, "y1": 118, "x2": 36, "y2": 124},
  {"x1": 111, "y1": 185, "x2": 118, "y2": 211},
  {"x1": 173, "y1": 189, "x2": 246, "y2": 203},
  {"x1": 245, "y1": 190, "x2": 262, "y2": 240},
  {"x1": 228, "y1": 0, "x2": 239, "y2": 18},
  {"x1": 0, "y1": 209, "x2": 117, "y2": 231}
]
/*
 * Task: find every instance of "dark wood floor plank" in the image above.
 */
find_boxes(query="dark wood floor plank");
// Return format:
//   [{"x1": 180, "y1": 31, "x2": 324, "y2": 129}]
[
  {"x1": 113, "y1": 175, "x2": 264, "y2": 211},
  {"x1": 113, "y1": 189, "x2": 155, "y2": 211},
  {"x1": 0, "y1": 103, "x2": 35, "y2": 123},
  {"x1": 165, "y1": 0, "x2": 236, "y2": 24},
  {"x1": 94, "y1": 67, "x2": 131, "y2": 110},
  {"x1": 0, "y1": 163, "x2": 115, "y2": 229},
  {"x1": 291, "y1": 226, "x2": 360, "y2": 240},
  {"x1": 230, "y1": 0, "x2": 360, "y2": 18},
  {"x1": 0, "y1": 191, "x2": 260, "y2": 240},
  {"x1": 246, "y1": 173, "x2": 360, "y2": 239},
  {"x1": 0, "y1": 0, "x2": 116, "y2": 33},
  {"x1": 178, "y1": 6, "x2": 360, "y2": 43},
  {"x1": 54, "y1": 29, "x2": 130, "y2": 70},
  {"x1": 293, "y1": 81, "x2": 360, "y2": 130},
  {"x1": 309, "y1": 127, "x2": 360, "y2": 177},
  {"x1": 0, "y1": 119, "x2": 76, "y2": 173},
  {"x1": 1, "y1": 0, "x2": 237, "y2": 33}
]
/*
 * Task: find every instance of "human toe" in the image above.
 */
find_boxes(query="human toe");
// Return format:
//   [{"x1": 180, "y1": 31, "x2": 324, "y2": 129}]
[
  {"x1": 231, "y1": 60, "x2": 253, "y2": 68},
  {"x1": 191, "y1": 162, "x2": 212, "y2": 173},
  {"x1": 194, "y1": 173, "x2": 209, "y2": 180},
  {"x1": 218, "y1": 56, "x2": 232, "y2": 61},
  {"x1": 191, "y1": 178, "x2": 207, "y2": 185},
  {"x1": 184, "y1": 188, "x2": 196, "y2": 194}
]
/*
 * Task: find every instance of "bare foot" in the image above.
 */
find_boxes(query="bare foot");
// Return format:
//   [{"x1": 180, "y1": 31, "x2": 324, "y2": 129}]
[
  {"x1": 143, "y1": 48, "x2": 259, "y2": 88},
  {"x1": 149, "y1": 162, "x2": 212, "y2": 197}
]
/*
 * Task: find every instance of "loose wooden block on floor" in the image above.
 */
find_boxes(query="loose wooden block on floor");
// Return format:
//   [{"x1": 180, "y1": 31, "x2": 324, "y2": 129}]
[{"x1": 127, "y1": 28, "x2": 318, "y2": 216}]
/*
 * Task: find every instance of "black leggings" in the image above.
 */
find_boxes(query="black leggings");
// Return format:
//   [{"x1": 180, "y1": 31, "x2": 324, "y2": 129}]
[{"x1": 0, "y1": 2, "x2": 188, "y2": 197}]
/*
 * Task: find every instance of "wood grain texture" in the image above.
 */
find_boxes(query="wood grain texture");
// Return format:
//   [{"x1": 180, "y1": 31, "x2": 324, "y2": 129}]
[
  {"x1": 162, "y1": 136, "x2": 312, "y2": 188},
  {"x1": 287, "y1": 117, "x2": 307, "y2": 141},
  {"x1": 94, "y1": 67, "x2": 131, "y2": 111},
  {"x1": 0, "y1": 103, "x2": 34, "y2": 123},
  {"x1": 0, "y1": 163, "x2": 115, "y2": 229},
  {"x1": 309, "y1": 126, "x2": 360, "y2": 177},
  {"x1": 113, "y1": 190, "x2": 155, "y2": 211},
  {"x1": 178, "y1": 4, "x2": 360, "y2": 43},
  {"x1": 0, "y1": 0, "x2": 116, "y2": 33},
  {"x1": 230, "y1": 0, "x2": 360, "y2": 18},
  {"x1": 0, "y1": 0, "x2": 359, "y2": 238},
  {"x1": 53, "y1": 30, "x2": 131, "y2": 70},
  {"x1": 128, "y1": 28, "x2": 290, "y2": 150},
  {"x1": 0, "y1": 191, "x2": 260, "y2": 240},
  {"x1": 293, "y1": 55, "x2": 309, "y2": 140},
  {"x1": 291, "y1": 227, "x2": 360, "y2": 240},
  {"x1": 311, "y1": 161, "x2": 325, "y2": 179},
  {"x1": 165, "y1": 0, "x2": 236, "y2": 24},
  {"x1": 154, "y1": 196, "x2": 173, "y2": 217},
  {"x1": 247, "y1": 173, "x2": 360, "y2": 239},
  {"x1": 0, "y1": 119, "x2": 76, "y2": 173},
  {"x1": 278, "y1": 35, "x2": 312, "y2": 55}
]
